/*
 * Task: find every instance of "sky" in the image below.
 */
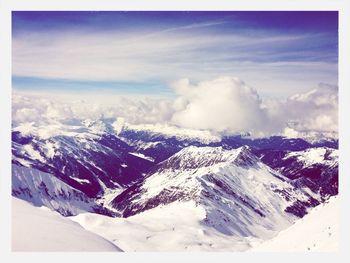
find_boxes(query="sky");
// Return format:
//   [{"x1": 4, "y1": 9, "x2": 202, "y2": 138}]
[
  {"x1": 12, "y1": 11, "x2": 338, "y2": 98},
  {"x1": 12, "y1": 11, "x2": 338, "y2": 136}
]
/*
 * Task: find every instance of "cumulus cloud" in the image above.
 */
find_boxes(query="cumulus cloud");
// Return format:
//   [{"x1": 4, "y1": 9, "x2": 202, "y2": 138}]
[
  {"x1": 170, "y1": 78, "x2": 337, "y2": 136},
  {"x1": 12, "y1": 77, "x2": 338, "y2": 138},
  {"x1": 170, "y1": 77, "x2": 271, "y2": 134},
  {"x1": 266, "y1": 83, "x2": 338, "y2": 133}
]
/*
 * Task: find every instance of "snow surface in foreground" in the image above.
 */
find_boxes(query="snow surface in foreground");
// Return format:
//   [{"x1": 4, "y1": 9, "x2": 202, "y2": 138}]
[
  {"x1": 251, "y1": 196, "x2": 338, "y2": 252},
  {"x1": 12, "y1": 197, "x2": 122, "y2": 252},
  {"x1": 71, "y1": 196, "x2": 338, "y2": 252},
  {"x1": 71, "y1": 200, "x2": 257, "y2": 252}
]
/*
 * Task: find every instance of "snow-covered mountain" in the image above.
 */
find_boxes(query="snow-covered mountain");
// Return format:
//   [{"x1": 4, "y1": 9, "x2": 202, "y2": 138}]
[
  {"x1": 12, "y1": 120, "x2": 154, "y2": 198},
  {"x1": 118, "y1": 123, "x2": 338, "y2": 164},
  {"x1": 118, "y1": 122, "x2": 222, "y2": 144},
  {"x1": 12, "y1": 117, "x2": 338, "y2": 236},
  {"x1": 256, "y1": 147, "x2": 338, "y2": 199},
  {"x1": 12, "y1": 164, "x2": 113, "y2": 216},
  {"x1": 69, "y1": 145, "x2": 335, "y2": 252},
  {"x1": 111, "y1": 146, "x2": 318, "y2": 238},
  {"x1": 117, "y1": 122, "x2": 338, "y2": 149},
  {"x1": 11, "y1": 118, "x2": 339, "y2": 251},
  {"x1": 12, "y1": 197, "x2": 122, "y2": 252}
]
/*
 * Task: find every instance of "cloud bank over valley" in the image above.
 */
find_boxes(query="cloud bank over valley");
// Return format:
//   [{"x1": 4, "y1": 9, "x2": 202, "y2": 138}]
[{"x1": 13, "y1": 76, "x2": 338, "y2": 139}]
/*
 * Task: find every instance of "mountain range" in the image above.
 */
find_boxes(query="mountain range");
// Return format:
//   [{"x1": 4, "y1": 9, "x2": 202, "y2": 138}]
[{"x1": 11, "y1": 117, "x2": 339, "y2": 251}]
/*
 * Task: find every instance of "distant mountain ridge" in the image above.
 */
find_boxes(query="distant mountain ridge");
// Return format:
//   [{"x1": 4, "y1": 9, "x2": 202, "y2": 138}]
[
  {"x1": 11, "y1": 118, "x2": 338, "y2": 225},
  {"x1": 255, "y1": 147, "x2": 338, "y2": 199},
  {"x1": 12, "y1": 130, "x2": 154, "y2": 198}
]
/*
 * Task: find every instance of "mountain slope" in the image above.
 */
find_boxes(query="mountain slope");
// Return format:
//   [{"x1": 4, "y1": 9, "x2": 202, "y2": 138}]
[
  {"x1": 71, "y1": 200, "x2": 255, "y2": 252},
  {"x1": 251, "y1": 196, "x2": 338, "y2": 252},
  {"x1": 11, "y1": 118, "x2": 337, "y2": 221},
  {"x1": 256, "y1": 147, "x2": 338, "y2": 199},
  {"x1": 12, "y1": 120, "x2": 154, "y2": 198},
  {"x1": 12, "y1": 164, "x2": 113, "y2": 216},
  {"x1": 12, "y1": 197, "x2": 122, "y2": 252},
  {"x1": 11, "y1": 118, "x2": 338, "y2": 252},
  {"x1": 111, "y1": 146, "x2": 317, "y2": 238}
]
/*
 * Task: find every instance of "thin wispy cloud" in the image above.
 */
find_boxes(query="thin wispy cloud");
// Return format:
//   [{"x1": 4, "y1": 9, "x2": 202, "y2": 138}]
[{"x1": 12, "y1": 11, "x2": 337, "y2": 98}]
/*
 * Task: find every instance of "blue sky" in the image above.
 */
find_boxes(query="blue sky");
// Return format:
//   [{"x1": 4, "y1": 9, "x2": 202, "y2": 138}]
[{"x1": 12, "y1": 11, "x2": 338, "y2": 98}]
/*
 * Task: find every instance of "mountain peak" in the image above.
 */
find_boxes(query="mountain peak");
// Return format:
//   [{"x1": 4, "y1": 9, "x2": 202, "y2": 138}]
[
  {"x1": 157, "y1": 146, "x2": 245, "y2": 171},
  {"x1": 232, "y1": 145, "x2": 259, "y2": 167},
  {"x1": 83, "y1": 118, "x2": 115, "y2": 135}
]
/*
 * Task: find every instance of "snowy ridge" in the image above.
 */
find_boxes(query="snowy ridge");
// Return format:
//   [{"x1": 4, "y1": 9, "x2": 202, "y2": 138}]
[
  {"x1": 13, "y1": 121, "x2": 99, "y2": 140},
  {"x1": 128, "y1": 152, "x2": 155, "y2": 162},
  {"x1": 158, "y1": 145, "x2": 242, "y2": 169},
  {"x1": 127, "y1": 140, "x2": 162, "y2": 151},
  {"x1": 258, "y1": 146, "x2": 338, "y2": 198},
  {"x1": 13, "y1": 117, "x2": 115, "y2": 140},
  {"x1": 82, "y1": 118, "x2": 116, "y2": 135},
  {"x1": 283, "y1": 147, "x2": 338, "y2": 167},
  {"x1": 123, "y1": 123, "x2": 222, "y2": 143},
  {"x1": 283, "y1": 128, "x2": 338, "y2": 144}
]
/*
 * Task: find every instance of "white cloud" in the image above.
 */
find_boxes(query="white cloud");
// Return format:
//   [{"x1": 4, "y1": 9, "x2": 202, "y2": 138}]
[
  {"x1": 12, "y1": 92, "x2": 174, "y2": 128},
  {"x1": 12, "y1": 78, "x2": 338, "y2": 138},
  {"x1": 169, "y1": 78, "x2": 337, "y2": 136},
  {"x1": 267, "y1": 83, "x2": 338, "y2": 133},
  {"x1": 14, "y1": 108, "x2": 41, "y2": 124},
  {"x1": 170, "y1": 77, "x2": 270, "y2": 134}
]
